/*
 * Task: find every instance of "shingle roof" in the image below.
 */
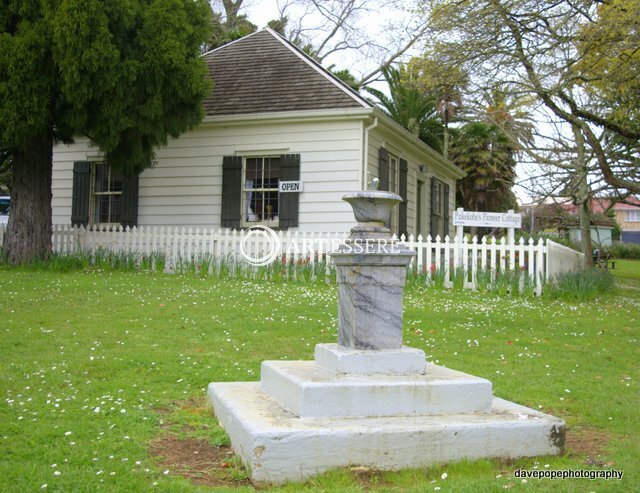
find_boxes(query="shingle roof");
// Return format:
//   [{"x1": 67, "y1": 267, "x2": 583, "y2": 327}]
[{"x1": 202, "y1": 29, "x2": 369, "y2": 116}]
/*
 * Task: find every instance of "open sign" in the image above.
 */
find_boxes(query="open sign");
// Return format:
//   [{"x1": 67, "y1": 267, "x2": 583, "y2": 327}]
[{"x1": 279, "y1": 181, "x2": 303, "y2": 193}]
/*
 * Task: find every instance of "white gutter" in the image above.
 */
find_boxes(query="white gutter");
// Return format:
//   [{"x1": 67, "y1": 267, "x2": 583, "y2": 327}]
[
  {"x1": 201, "y1": 107, "x2": 373, "y2": 127},
  {"x1": 361, "y1": 117, "x2": 379, "y2": 190}
]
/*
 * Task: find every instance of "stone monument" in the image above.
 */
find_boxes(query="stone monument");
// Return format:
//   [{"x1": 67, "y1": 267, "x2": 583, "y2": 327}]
[{"x1": 208, "y1": 190, "x2": 565, "y2": 484}]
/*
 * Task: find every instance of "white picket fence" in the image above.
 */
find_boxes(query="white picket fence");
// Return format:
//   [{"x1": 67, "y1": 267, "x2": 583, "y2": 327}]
[{"x1": 0, "y1": 224, "x2": 584, "y2": 293}]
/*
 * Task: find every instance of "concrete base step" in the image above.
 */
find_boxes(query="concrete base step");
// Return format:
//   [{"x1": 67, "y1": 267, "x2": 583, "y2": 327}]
[
  {"x1": 208, "y1": 381, "x2": 565, "y2": 485},
  {"x1": 260, "y1": 360, "x2": 493, "y2": 418}
]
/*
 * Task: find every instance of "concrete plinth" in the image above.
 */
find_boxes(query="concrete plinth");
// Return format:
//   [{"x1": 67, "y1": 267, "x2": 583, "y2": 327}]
[
  {"x1": 208, "y1": 380, "x2": 565, "y2": 485},
  {"x1": 314, "y1": 343, "x2": 427, "y2": 375},
  {"x1": 260, "y1": 360, "x2": 493, "y2": 418}
]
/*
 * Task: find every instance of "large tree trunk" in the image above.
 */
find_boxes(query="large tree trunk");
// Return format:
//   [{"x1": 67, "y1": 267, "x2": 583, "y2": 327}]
[
  {"x1": 4, "y1": 132, "x2": 53, "y2": 264},
  {"x1": 579, "y1": 197, "x2": 593, "y2": 269},
  {"x1": 573, "y1": 125, "x2": 593, "y2": 269}
]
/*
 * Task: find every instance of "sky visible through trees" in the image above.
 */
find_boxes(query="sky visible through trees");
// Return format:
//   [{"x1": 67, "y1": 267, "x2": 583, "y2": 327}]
[{"x1": 230, "y1": 0, "x2": 565, "y2": 204}]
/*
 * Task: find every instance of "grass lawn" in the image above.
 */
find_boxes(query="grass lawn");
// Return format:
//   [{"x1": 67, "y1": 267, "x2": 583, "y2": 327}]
[{"x1": 0, "y1": 261, "x2": 638, "y2": 492}]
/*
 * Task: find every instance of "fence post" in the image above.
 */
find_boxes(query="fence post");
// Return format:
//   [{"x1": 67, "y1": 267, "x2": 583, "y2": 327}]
[
  {"x1": 470, "y1": 236, "x2": 478, "y2": 290},
  {"x1": 425, "y1": 235, "x2": 432, "y2": 284},
  {"x1": 443, "y1": 235, "x2": 452, "y2": 287},
  {"x1": 507, "y1": 209, "x2": 515, "y2": 246},
  {"x1": 537, "y1": 238, "x2": 545, "y2": 296},
  {"x1": 455, "y1": 208, "x2": 464, "y2": 270}
]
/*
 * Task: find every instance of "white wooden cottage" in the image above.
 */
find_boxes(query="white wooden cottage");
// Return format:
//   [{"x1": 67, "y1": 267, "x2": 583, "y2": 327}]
[{"x1": 51, "y1": 28, "x2": 464, "y2": 237}]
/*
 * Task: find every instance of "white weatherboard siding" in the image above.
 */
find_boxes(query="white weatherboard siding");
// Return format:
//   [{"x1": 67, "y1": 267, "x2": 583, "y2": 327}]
[
  {"x1": 52, "y1": 119, "x2": 362, "y2": 232},
  {"x1": 367, "y1": 126, "x2": 457, "y2": 238}
]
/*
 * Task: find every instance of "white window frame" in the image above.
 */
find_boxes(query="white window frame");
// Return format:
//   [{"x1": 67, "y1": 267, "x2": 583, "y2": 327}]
[
  {"x1": 626, "y1": 210, "x2": 640, "y2": 222},
  {"x1": 89, "y1": 162, "x2": 123, "y2": 227},
  {"x1": 241, "y1": 156, "x2": 280, "y2": 228}
]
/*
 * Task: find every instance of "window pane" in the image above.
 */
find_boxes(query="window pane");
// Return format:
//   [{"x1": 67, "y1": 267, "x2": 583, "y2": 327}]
[
  {"x1": 242, "y1": 156, "x2": 281, "y2": 225},
  {"x1": 95, "y1": 195, "x2": 110, "y2": 223},
  {"x1": 245, "y1": 158, "x2": 260, "y2": 182},
  {"x1": 264, "y1": 157, "x2": 280, "y2": 188},
  {"x1": 94, "y1": 192, "x2": 123, "y2": 224},
  {"x1": 264, "y1": 190, "x2": 278, "y2": 219},
  {"x1": 94, "y1": 163, "x2": 109, "y2": 193},
  {"x1": 110, "y1": 194, "x2": 122, "y2": 223},
  {"x1": 389, "y1": 157, "x2": 397, "y2": 193},
  {"x1": 245, "y1": 190, "x2": 258, "y2": 221},
  {"x1": 110, "y1": 170, "x2": 123, "y2": 193}
]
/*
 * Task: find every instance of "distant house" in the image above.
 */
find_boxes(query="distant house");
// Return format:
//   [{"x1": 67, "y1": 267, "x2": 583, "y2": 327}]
[
  {"x1": 523, "y1": 196, "x2": 640, "y2": 245},
  {"x1": 611, "y1": 198, "x2": 640, "y2": 244},
  {"x1": 576, "y1": 197, "x2": 640, "y2": 245},
  {"x1": 51, "y1": 29, "x2": 464, "y2": 236}
]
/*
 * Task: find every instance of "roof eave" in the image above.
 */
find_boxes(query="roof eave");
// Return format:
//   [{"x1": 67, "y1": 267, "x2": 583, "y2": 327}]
[{"x1": 201, "y1": 107, "x2": 375, "y2": 126}]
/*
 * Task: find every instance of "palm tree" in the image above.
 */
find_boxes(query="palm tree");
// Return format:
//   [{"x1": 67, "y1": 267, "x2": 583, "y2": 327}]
[
  {"x1": 480, "y1": 87, "x2": 535, "y2": 150},
  {"x1": 365, "y1": 65, "x2": 444, "y2": 153},
  {"x1": 450, "y1": 122, "x2": 517, "y2": 213}
]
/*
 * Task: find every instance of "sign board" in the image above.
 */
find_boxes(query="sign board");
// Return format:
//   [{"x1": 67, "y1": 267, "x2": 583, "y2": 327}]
[
  {"x1": 279, "y1": 181, "x2": 303, "y2": 193},
  {"x1": 453, "y1": 210, "x2": 521, "y2": 229}
]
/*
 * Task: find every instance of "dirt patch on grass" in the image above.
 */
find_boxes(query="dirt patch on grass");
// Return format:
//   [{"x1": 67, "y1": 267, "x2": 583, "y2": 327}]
[
  {"x1": 150, "y1": 436, "x2": 251, "y2": 488},
  {"x1": 174, "y1": 396, "x2": 206, "y2": 409},
  {"x1": 151, "y1": 406, "x2": 172, "y2": 415},
  {"x1": 566, "y1": 427, "x2": 612, "y2": 466},
  {"x1": 350, "y1": 466, "x2": 392, "y2": 490}
]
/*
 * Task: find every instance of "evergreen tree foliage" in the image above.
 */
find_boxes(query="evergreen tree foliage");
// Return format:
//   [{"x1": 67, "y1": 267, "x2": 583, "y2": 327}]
[{"x1": 0, "y1": 0, "x2": 212, "y2": 263}]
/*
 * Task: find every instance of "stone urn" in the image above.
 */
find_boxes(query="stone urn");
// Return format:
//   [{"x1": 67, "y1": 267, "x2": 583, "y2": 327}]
[
  {"x1": 342, "y1": 190, "x2": 402, "y2": 239},
  {"x1": 331, "y1": 190, "x2": 416, "y2": 350}
]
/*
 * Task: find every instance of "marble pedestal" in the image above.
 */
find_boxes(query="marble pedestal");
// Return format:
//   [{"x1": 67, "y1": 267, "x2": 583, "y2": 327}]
[{"x1": 207, "y1": 345, "x2": 565, "y2": 484}]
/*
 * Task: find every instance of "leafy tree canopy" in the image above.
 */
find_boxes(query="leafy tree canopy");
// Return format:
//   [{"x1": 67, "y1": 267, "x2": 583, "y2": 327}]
[
  {"x1": 576, "y1": 0, "x2": 640, "y2": 128},
  {"x1": 0, "y1": 0, "x2": 212, "y2": 174},
  {"x1": 422, "y1": 0, "x2": 640, "y2": 195},
  {"x1": 207, "y1": 10, "x2": 257, "y2": 50},
  {"x1": 0, "y1": 0, "x2": 212, "y2": 263}
]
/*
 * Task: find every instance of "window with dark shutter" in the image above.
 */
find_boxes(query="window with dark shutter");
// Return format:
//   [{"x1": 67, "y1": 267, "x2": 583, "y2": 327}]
[
  {"x1": 430, "y1": 177, "x2": 438, "y2": 238},
  {"x1": 72, "y1": 161, "x2": 139, "y2": 228},
  {"x1": 398, "y1": 159, "x2": 408, "y2": 237},
  {"x1": 71, "y1": 161, "x2": 91, "y2": 227},
  {"x1": 429, "y1": 177, "x2": 450, "y2": 238},
  {"x1": 121, "y1": 174, "x2": 139, "y2": 228},
  {"x1": 443, "y1": 183, "x2": 450, "y2": 237},
  {"x1": 279, "y1": 154, "x2": 300, "y2": 229},
  {"x1": 378, "y1": 147, "x2": 389, "y2": 191},
  {"x1": 222, "y1": 154, "x2": 300, "y2": 230},
  {"x1": 221, "y1": 156, "x2": 242, "y2": 229}
]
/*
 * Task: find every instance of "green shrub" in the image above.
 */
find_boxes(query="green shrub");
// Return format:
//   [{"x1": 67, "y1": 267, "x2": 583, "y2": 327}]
[
  {"x1": 544, "y1": 267, "x2": 614, "y2": 301},
  {"x1": 608, "y1": 242, "x2": 640, "y2": 260}
]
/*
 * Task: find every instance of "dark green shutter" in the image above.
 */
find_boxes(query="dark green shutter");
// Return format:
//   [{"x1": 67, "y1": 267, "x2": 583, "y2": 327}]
[
  {"x1": 279, "y1": 154, "x2": 300, "y2": 229},
  {"x1": 378, "y1": 147, "x2": 389, "y2": 191},
  {"x1": 443, "y1": 183, "x2": 450, "y2": 237},
  {"x1": 71, "y1": 161, "x2": 91, "y2": 227},
  {"x1": 398, "y1": 158, "x2": 408, "y2": 237},
  {"x1": 121, "y1": 173, "x2": 139, "y2": 228},
  {"x1": 430, "y1": 177, "x2": 438, "y2": 238},
  {"x1": 221, "y1": 156, "x2": 242, "y2": 229}
]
